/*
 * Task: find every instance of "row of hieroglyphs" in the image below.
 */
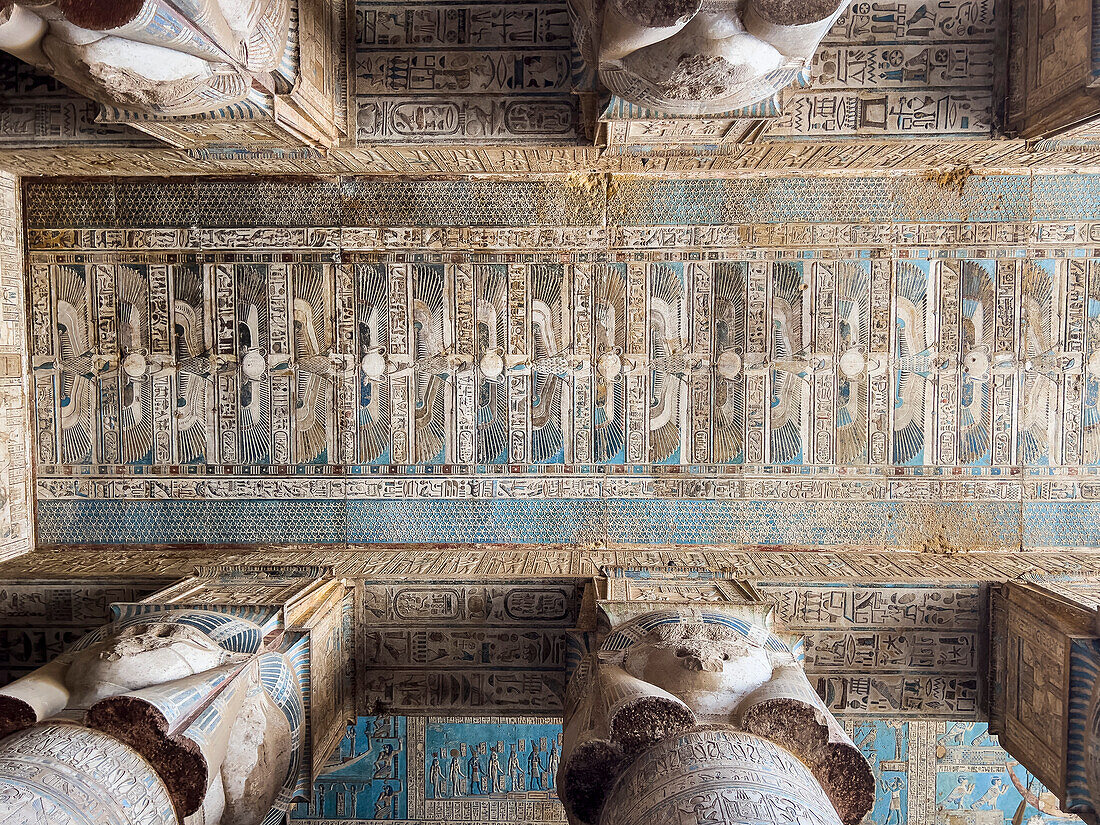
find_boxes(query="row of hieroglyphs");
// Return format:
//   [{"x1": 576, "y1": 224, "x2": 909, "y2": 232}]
[
  {"x1": 0, "y1": 579, "x2": 985, "y2": 718},
  {"x1": 5, "y1": 547, "x2": 1100, "y2": 581}
]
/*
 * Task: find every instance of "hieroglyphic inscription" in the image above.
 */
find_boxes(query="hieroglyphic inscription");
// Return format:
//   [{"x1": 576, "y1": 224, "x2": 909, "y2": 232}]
[
  {"x1": 0, "y1": 581, "x2": 164, "y2": 683},
  {"x1": 357, "y1": 582, "x2": 579, "y2": 714},
  {"x1": 762, "y1": 583, "x2": 982, "y2": 718}
]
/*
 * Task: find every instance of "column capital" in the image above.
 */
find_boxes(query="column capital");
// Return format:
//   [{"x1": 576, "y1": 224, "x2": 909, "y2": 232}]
[{"x1": 989, "y1": 579, "x2": 1100, "y2": 823}]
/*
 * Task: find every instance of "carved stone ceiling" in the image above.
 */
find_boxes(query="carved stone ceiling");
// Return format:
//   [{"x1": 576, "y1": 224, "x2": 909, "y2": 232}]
[
  {"x1": 0, "y1": 2, "x2": 1097, "y2": 824},
  {"x1": 15, "y1": 173, "x2": 1100, "y2": 553}
]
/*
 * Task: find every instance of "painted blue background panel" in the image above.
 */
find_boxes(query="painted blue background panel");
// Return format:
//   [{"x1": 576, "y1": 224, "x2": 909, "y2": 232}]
[
  {"x1": 293, "y1": 717, "x2": 408, "y2": 820},
  {"x1": 287, "y1": 716, "x2": 1073, "y2": 824},
  {"x1": 424, "y1": 719, "x2": 562, "y2": 799}
]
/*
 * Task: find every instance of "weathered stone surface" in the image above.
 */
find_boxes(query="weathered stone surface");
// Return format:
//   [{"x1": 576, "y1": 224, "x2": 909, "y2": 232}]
[
  {"x1": 0, "y1": 722, "x2": 177, "y2": 825},
  {"x1": 560, "y1": 609, "x2": 873, "y2": 825},
  {"x1": 600, "y1": 727, "x2": 844, "y2": 825},
  {"x1": 573, "y1": 0, "x2": 847, "y2": 116},
  {"x1": 0, "y1": 608, "x2": 307, "y2": 825},
  {"x1": 0, "y1": 0, "x2": 289, "y2": 116}
]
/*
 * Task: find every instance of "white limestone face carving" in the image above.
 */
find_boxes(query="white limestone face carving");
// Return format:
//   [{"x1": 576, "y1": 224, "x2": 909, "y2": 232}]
[
  {"x1": 0, "y1": 611, "x2": 304, "y2": 825},
  {"x1": 0, "y1": 620, "x2": 237, "y2": 727},
  {"x1": 0, "y1": 0, "x2": 290, "y2": 116},
  {"x1": 65, "y1": 622, "x2": 235, "y2": 707},
  {"x1": 613, "y1": 619, "x2": 777, "y2": 722},
  {"x1": 570, "y1": 0, "x2": 850, "y2": 114},
  {"x1": 558, "y1": 610, "x2": 873, "y2": 825}
]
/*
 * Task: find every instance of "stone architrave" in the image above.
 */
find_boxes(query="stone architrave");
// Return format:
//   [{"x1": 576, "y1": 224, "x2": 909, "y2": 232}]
[
  {"x1": 989, "y1": 580, "x2": 1100, "y2": 824},
  {"x1": 558, "y1": 607, "x2": 874, "y2": 825},
  {"x1": 0, "y1": 569, "x2": 352, "y2": 825}
]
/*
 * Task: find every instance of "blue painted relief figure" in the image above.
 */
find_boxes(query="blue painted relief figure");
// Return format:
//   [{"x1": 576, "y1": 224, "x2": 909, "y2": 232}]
[
  {"x1": 424, "y1": 721, "x2": 561, "y2": 802},
  {"x1": 448, "y1": 751, "x2": 466, "y2": 796},
  {"x1": 345, "y1": 719, "x2": 357, "y2": 756},
  {"x1": 468, "y1": 750, "x2": 484, "y2": 794},
  {"x1": 856, "y1": 723, "x2": 877, "y2": 754},
  {"x1": 298, "y1": 716, "x2": 408, "y2": 820},
  {"x1": 970, "y1": 776, "x2": 1009, "y2": 810},
  {"x1": 488, "y1": 745, "x2": 504, "y2": 792},
  {"x1": 933, "y1": 722, "x2": 1074, "y2": 824},
  {"x1": 853, "y1": 720, "x2": 908, "y2": 824},
  {"x1": 529, "y1": 742, "x2": 545, "y2": 790},
  {"x1": 429, "y1": 755, "x2": 445, "y2": 799},
  {"x1": 880, "y1": 777, "x2": 904, "y2": 824},
  {"x1": 373, "y1": 743, "x2": 398, "y2": 779},
  {"x1": 941, "y1": 775, "x2": 975, "y2": 808},
  {"x1": 884, "y1": 719, "x2": 908, "y2": 762},
  {"x1": 940, "y1": 721, "x2": 974, "y2": 747},
  {"x1": 508, "y1": 745, "x2": 525, "y2": 791},
  {"x1": 374, "y1": 784, "x2": 396, "y2": 819},
  {"x1": 373, "y1": 717, "x2": 396, "y2": 738}
]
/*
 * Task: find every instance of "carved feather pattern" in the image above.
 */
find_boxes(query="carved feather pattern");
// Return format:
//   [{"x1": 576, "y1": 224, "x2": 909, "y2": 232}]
[
  {"x1": 593, "y1": 264, "x2": 626, "y2": 463},
  {"x1": 1019, "y1": 260, "x2": 1056, "y2": 466},
  {"x1": 958, "y1": 260, "x2": 994, "y2": 465},
  {"x1": 357, "y1": 264, "x2": 391, "y2": 464},
  {"x1": 713, "y1": 262, "x2": 745, "y2": 464},
  {"x1": 649, "y1": 262, "x2": 685, "y2": 463},
  {"x1": 172, "y1": 265, "x2": 212, "y2": 465},
  {"x1": 770, "y1": 263, "x2": 806, "y2": 465},
  {"x1": 56, "y1": 266, "x2": 91, "y2": 360},
  {"x1": 59, "y1": 371, "x2": 94, "y2": 464},
  {"x1": 237, "y1": 264, "x2": 270, "y2": 465},
  {"x1": 836, "y1": 261, "x2": 870, "y2": 466},
  {"x1": 530, "y1": 263, "x2": 564, "y2": 463},
  {"x1": 413, "y1": 264, "x2": 447, "y2": 464},
  {"x1": 176, "y1": 373, "x2": 209, "y2": 464},
  {"x1": 293, "y1": 266, "x2": 331, "y2": 464},
  {"x1": 476, "y1": 264, "x2": 508, "y2": 464},
  {"x1": 893, "y1": 261, "x2": 933, "y2": 465},
  {"x1": 37, "y1": 223, "x2": 1100, "y2": 489},
  {"x1": 118, "y1": 265, "x2": 153, "y2": 465},
  {"x1": 56, "y1": 266, "x2": 94, "y2": 464}
]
